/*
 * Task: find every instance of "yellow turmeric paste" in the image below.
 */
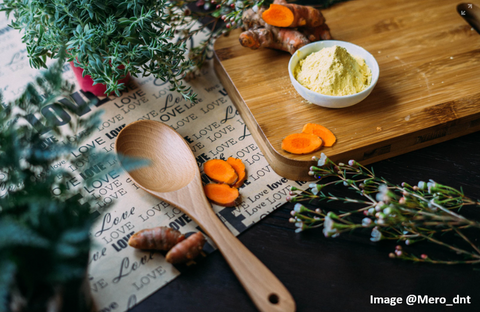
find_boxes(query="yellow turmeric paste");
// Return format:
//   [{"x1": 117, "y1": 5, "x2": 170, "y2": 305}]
[{"x1": 294, "y1": 45, "x2": 372, "y2": 96}]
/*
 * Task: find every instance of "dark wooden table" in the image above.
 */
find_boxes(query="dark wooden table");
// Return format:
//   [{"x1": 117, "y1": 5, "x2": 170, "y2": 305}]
[{"x1": 130, "y1": 130, "x2": 480, "y2": 311}]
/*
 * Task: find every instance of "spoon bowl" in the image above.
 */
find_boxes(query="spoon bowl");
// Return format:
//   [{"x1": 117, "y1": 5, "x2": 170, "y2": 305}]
[
  {"x1": 115, "y1": 120, "x2": 295, "y2": 312},
  {"x1": 115, "y1": 121, "x2": 196, "y2": 192}
]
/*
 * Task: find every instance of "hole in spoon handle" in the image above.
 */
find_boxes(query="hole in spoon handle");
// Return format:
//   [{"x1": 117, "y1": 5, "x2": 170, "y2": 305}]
[{"x1": 269, "y1": 293, "x2": 280, "y2": 304}]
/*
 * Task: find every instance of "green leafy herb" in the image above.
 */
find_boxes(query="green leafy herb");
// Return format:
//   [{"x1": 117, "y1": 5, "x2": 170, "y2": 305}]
[
  {"x1": 1, "y1": 0, "x2": 195, "y2": 99},
  {"x1": 0, "y1": 52, "x2": 122, "y2": 312},
  {"x1": 0, "y1": 0, "x2": 346, "y2": 99}
]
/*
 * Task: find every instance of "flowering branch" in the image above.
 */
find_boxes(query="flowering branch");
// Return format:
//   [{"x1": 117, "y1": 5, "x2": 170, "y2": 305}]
[{"x1": 287, "y1": 153, "x2": 480, "y2": 265}]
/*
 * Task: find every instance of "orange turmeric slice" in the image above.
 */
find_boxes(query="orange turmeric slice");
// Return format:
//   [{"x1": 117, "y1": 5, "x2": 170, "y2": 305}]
[
  {"x1": 226, "y1": 157, "x2": 247, "y2": 188},
  {"x1": 204, "y1": 159, "x2": 238, "y2": 185},
  {"x1": 302, "y1": 123, "x2": 336, "y2": 147},
  {"x1": 281, "y1": 132, "x2": 323, "y2": 154},
  {"x1": 262, "y1": 4, "x2": 295, "y2": 27},
  {"x1": 262, "y1": 1, "x2": 324, "y2": 28},
  {"x1": 204, "y1": 183, "x2": 240, "y2": 207}
]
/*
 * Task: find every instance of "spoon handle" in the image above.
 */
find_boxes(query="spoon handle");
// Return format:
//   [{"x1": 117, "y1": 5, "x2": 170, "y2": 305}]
[
  {"x1": 193, "y1": 195, "x2": 296, "y2": 312},
  {"x1": 115, "y1": 120, "x2": 294, "y2": 311}
]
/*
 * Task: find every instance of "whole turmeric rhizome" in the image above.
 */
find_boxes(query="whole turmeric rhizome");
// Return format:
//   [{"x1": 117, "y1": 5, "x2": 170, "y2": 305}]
[{"x1": 128, "y1": 227, "x2": 206, "y2": 264}]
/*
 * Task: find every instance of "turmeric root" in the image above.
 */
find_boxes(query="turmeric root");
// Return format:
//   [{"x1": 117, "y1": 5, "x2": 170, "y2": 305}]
[
  {"x1": 281, "y1": 132, "x2": 323, "y2": 154},
  {"x1": 301, "y1": 24, "x2": 333, "y2": 42},
  {"x1": 242, "y1": 6, "x2": 266, "y2": 29},
  {"x1": 240, "y1": 4, "x2": 331, "y2": 54},
  {"x1": 226, "y1": 157, "x2": 247, "y2": 188},
  {"x1": 128, "y1": 226, "x2": 185, "y2": 250},
  {"x1": 165, "y1": 232, "x2": 206, "y2": 264},
  {"x1": 239, "y1": 27, "x2": 269, "y2": 50},
  {"x1": 262, "y1": 0, "x2": 325, "y2": 28},
  {"x1": 203, "y1": 159, "x2": 238, "y2": 185},
  {"x1": 239, "y1": 26, "x2": 310, "y2": 55},
  {"x1": 204, "y1": 183, "x2": 240, "y2": 207},
  {"x1": 302, "y1": 123, "x2": 337, "y2": 147}
]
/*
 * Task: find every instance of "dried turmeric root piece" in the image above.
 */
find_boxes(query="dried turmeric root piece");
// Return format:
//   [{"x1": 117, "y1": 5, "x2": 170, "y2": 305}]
[
  {"x1": 204, "y1": 183, "x2": 240, "y2": 207},
  {"x1": 242, "y1": 6, "x2": 266, "y2": 29},
  {"x1": 128, "y1": 226, "x2": 185, "y2": 250},
  {"x1": 301, "y1": 23, "x2": 333, "y2": 42},
  {"x1": 302, "y1": 123, "x2": 336, "y2": 147},
  {"x1": 227, "y1": 157, "x2": 247, "y2": 188},
  {"x1": 240, "y1": 3, "x2": 331, "y2": 54},
  {"x1": 239, "y1": 26, "x2": 310, "y2": 55},
  {"x1": 281, "y1": 133, "x2": 323, "y2": 154},
  {"x1": 204, "y1": 159, "x2": 238, "y2": 185},
  {"x1": 262, "y1": 0, "x2": 325, "y2": 28},
  {"x1": 165, "y1": 232, "x2": 206, "y2": 264}
]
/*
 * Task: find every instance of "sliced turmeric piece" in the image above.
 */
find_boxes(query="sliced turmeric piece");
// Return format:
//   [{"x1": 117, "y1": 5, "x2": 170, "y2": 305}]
[
  {"x1": 262, "y1": 0, "x2": 325, "y2": 28},
  {"x1": 302, "y1": 123, "x2": 336, "y2": 147},
  {"x1": 165, "y1": 232, "x2": 206, "y2": 264},
  {"x1": 262, "y1": 4, "x2": 294, "y2": 27},
  {"x1": 204, "y1": 183, "x2": 240, "y2": 207},
  {"x1": 226, "y1": 157, "x2": 247, "y2": 188},
  {"x1": 281, "y1": 132, "x2": 323, "y2": 154},
  {"x1": 204, "y1": 159, "x2": 238, "y2": 185}
]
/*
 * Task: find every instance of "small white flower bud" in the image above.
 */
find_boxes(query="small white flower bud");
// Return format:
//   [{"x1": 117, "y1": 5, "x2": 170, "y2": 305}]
[
  {"x1": 362, "y1": 218, "x2": 372, "y2": 227},
  {"x1": 375, "y1": 201, "x2": 384, "y2": 211},
  {"x1": 379, "y1": 184, "x2": 388, "y2": 194},
  {"x1": 317, "y1": 153, "x2": 327, "y2": 166}
]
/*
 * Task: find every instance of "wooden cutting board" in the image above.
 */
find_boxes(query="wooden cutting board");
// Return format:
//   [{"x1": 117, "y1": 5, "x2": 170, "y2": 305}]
[{"x1": 213, "y1": 0, "x2": 480, "y2": 181}]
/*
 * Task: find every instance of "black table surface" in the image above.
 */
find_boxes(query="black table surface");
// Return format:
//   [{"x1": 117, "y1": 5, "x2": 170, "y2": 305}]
[{"x1": 131, "y1": 131, "x2": 480, "y2": 312}]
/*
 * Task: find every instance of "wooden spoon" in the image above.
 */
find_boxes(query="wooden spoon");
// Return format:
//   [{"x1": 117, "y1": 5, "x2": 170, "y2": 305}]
[{"x1": 115, "y1": 120, "x2": 295, "y2": 312}]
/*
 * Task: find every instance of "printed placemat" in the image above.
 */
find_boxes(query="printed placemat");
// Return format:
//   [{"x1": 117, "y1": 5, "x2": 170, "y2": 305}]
[{"x1": 0, "y1": 15, "x2": 308, "y2": 311}]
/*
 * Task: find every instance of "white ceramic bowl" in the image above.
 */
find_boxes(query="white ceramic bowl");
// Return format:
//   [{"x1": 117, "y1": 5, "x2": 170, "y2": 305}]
[{"x1": 288, "y1": 40, "x2": 379, "y2": 108}]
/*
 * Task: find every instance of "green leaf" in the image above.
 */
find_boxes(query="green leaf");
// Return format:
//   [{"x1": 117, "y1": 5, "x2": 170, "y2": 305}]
[
  {"x1": 0, "y1": 219, "x2": 49, "y2": 249},
  {"x1": 0, "y1": 258, "x2": 16, "y2": 312}
]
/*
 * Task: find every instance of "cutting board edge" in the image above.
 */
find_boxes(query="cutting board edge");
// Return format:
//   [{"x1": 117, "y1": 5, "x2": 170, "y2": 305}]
[{"x1": 214, "y1": 50, "x2": 480, "y2": 181}]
